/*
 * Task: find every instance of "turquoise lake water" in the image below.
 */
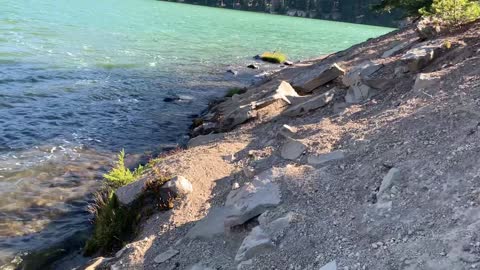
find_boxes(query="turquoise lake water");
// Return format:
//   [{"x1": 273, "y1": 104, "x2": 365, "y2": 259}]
[{"x1": 0, "y1": 0, "x2": 393, "y2": 266}]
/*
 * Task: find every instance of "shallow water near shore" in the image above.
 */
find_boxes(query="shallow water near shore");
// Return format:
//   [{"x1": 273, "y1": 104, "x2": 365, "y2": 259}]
[{"x1": 0, "y1": 0, "x2": 393, "y2": 266}]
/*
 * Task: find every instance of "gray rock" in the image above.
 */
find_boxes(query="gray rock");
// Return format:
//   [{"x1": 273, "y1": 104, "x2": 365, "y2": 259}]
[
  {"x1": 345, "y1": 84, "x2": 375, "y2": 104},
  {"x1": 412, "y1": 73, "x2": 441, "y2": 91},
  {"x1": 283, "y1": 88, "x2": 335, "y2": 117},
  {"x1": 263, "y1": 212, "x2": 294, "y2": 236},
  {"x1": 382, "y1": 41, "x2": 411, "y2": 58},
  {"x1": 247, "y1": 64, "x2": 259, "y2": 69},
  {"x1": 154, "y1": 249, "x2": 179, "y2": 263},
  {"x1": 416, "y1": 18, "x2": 442, "y2": 40},
  {"x1": 291, "y1": 63, "x2": 345, "y2": 93},
  {"x1": 115, "y1": 176, "x2": 149, "y2": 206},
  {"x1": 279, "y1": 124, "x2": 298, "y2": 139},
  {"x1": 225, "y1": 179, "x2": 281, "y2": 228},
  {"x1": 320, "y1": 260, "x2": 337, "y2": 270},
  {"x1": 235, "y1": 226, "x2": 274, "y2": 262},
  {"x1": 378, "y1": 168, "x2": 402, "y2": 199},
  {"x1": 160, "y1": 176, "x2": 193, "y2": 197},
  {"x1": 343, "y1": 61, "x2": 384, "y2": 104},
  {"x1": 307, "y1": 150, "x2": 345, "y2": 165},
  {"x1": 280, "y1": 138, "x2": 307, "y2": 160},
  {"x1": 401, "y1": 41, "x2": 445, "y2": 72},
  {"x1": 253, "y1": 81, "x2": 300, "y2": 110},
  {"x1": 188, "y1": 133, "x2": 224, "y2": 148},
  {"x1": 342, "y1": 61, "x2": 383, "y2": 88},
  {"x1": 222, "y1": 105, "x2": 257, "y2": 131},
  {"x1": 187, "y1": 207, "x2": 232, "y2": 239}
]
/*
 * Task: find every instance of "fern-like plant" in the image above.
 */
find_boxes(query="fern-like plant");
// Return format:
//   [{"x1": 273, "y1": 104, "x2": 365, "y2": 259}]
[{"x1": 104, "y1": 149, "x2": 145, "y2": 188}]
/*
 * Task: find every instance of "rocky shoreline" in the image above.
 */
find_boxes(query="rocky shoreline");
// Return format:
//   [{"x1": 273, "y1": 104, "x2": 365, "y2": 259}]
[{"x1": 83, "y1": 19, "x2": 480, "y2": 270}]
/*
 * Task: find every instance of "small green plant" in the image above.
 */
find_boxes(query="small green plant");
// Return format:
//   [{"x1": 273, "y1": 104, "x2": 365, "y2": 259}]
[
  {"x1": 225, "y1": 87, "x2": 246, "y2": 97},
  {"x1": 104, "y1": 149, "x2": 145, "y2": 188},
  {"x1": 84, "y1": 190, "x2": 138, "y2": 256},
  {"x1": 260, "y1": 51, "x2": 287, "y2": 64},
  {"x1": 421, "y1": 0, "x2": 480, "y2": 25}
]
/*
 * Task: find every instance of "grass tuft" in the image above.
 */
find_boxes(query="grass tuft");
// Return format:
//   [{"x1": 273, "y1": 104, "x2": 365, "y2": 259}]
[
  {"x1": 104, "y1": 149, "x2": 145, "y2": 188},
  {"x1": 225, "y1": 87, "x2": 246, "y2": 98},
  {"x1": 260, "y1": 51, "x2": 287, "y2": 63}
]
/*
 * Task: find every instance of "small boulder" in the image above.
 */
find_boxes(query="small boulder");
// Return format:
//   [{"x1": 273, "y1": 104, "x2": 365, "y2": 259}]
[
  {"x1": 235, "y1": 226, "x2": 274, "y2": 262},
  {"x1": 320, "y1": 260, "x2": 337, "y2": 270},
  {"x1": 284, "y1": 60, "x2": 294, "y2": 66},
  {"x1": 342, "y1": 61, "x2": 383, "y2": 88},
  {"x1": 345, "y1": 84, "x2": 374, "y2": 104},
  {"x1": 115, "y1": 176, "x2": 149, "y2": 206},
  {"x1": 307, "y1": 150, "x2": 345, "y2": 165},
  {"x1": 416, "y1": 18, "x2": 442, "y2": 40},
  {"x1": 253, "y1": 81, "x2": 299, "y2": 110},
  {"x1": 154, "y1": 248, "x2": 179, "y2": 263},
  {"x1": 378, "y1": 168, "x2": 401, "y2": 199},
  {"x1": 413, "y1": 73, "x2": 441, "y2": 91},
  {"x1": 401, "y1": 41, "x2": 446, "y2": 72},
  {"x1": 247, "y1": 64, "x2": 259, "y2": 69},
  {"x1": 280, "y1": 138, "x2": 307, "y2": 160},
  {"x1": 291, "y1": 63, "x2": 345, "y2": 93},
  {"x1": 225, "y1": 179, "x2": 281, "y2": 228},
  {"x1": 283, "y1": 88, "x2": 335, "y2": 117},
  {"x1": 161, "y1": 176, "x2": 193, "y2": 197}
]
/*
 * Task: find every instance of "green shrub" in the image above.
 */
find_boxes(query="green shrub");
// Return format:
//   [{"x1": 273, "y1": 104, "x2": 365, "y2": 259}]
[
  {"x1": 225, "y1": 87, "x2": 246, "y2": 97},
  {"x1": 260, "y1": 52, "x2": 287, "y2": 64},
  {"x1": 104, "y1": 149, "x2": 145, "y2": 188},
  {"x1": 422, "y1": 0, "x2": 480, "y2": 25},
  {"x1": 373, "y1": 0, "x2": 433, "y2": 16},
  {"x1": 84, "y1": 190, "x2": 138, "y2": 256}
]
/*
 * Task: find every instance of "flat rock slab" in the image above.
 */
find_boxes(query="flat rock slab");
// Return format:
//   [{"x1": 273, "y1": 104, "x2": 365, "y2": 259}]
[
  {"x1": 188, "y1": 133, "x2": 224, "y2": 148},
  {"x1": 280, "y1": 138, "x2": 307, "y2": 160},
  {"x1": 283, "y1": 88, "x2": 335, "y2": 117},
  {"x1": 291, "y1": 63, "x2": 344, "y2": 93},
  {"x1": 115, "y1": 176, "x2": 149, "y2": 206},
  {"x1": 235, "y1": 226, "x2": 274, "y2": 262},
  {"x1": 307, "y1": 150, "x2": 345, "y2": 165},
  {"x1": 225, "y1": 179, "x2": 281, "y2": 228},
  {"x1": 154, "y1": 249, "x2": 179, "y2": 263}
]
